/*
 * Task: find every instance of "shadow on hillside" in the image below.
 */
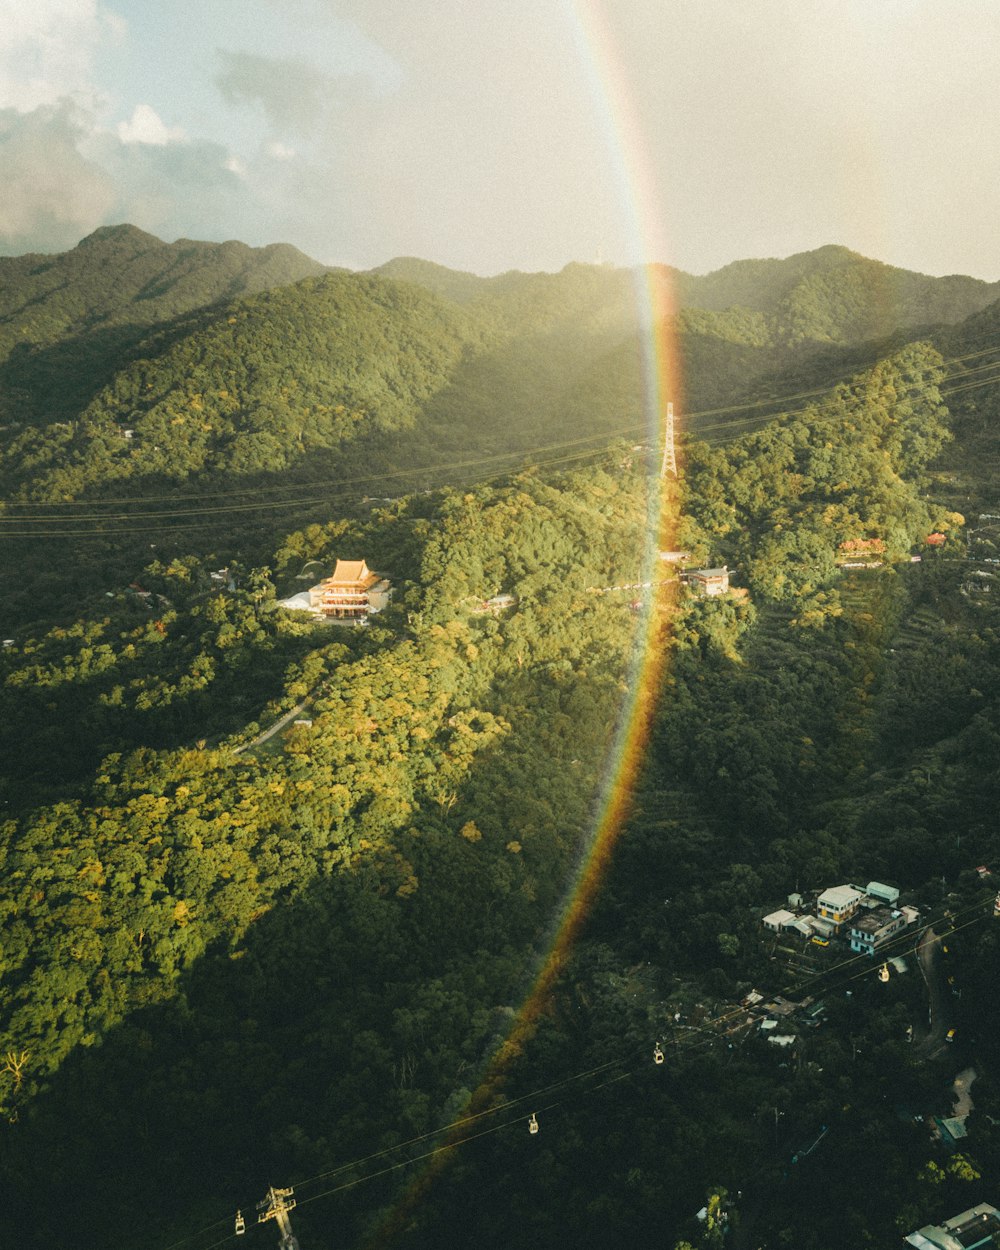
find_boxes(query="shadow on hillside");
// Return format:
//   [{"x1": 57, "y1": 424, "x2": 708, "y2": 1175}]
[
  {"x1": 0, "y1": 630, "x2": 628, "y2": 1250},
  {"x1": 0, "y1": 618, "x2": 317, "y2": 814},
  {"x1": 0, "y1": 309, "x2": 225, "y2": 428},
  {"x1": 0, "y1": 869, "x2": 425, "y2": 1250},
  {"x1": 0, "y1": 803, "x2": 542, "y2": 1248}
]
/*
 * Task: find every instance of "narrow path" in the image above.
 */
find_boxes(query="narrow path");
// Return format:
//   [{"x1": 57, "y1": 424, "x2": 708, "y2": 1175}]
[{"x1": 233, "y1": 698, "x2": 310, "y2": 753}]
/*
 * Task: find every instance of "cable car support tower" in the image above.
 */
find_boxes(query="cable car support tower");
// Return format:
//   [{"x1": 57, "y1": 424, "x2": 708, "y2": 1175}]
[{"x1": 255, "y1": 1186, "x2": 301, "y2": 1250}]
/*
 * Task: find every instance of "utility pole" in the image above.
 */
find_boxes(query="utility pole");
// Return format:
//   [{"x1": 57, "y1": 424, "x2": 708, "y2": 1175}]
[
  {"x1": 660, "y1": 401, "x2": 676, "y2": 478},
  {"x1": 257, "y1": 1185, "x2": 301, "y2": 1250}
]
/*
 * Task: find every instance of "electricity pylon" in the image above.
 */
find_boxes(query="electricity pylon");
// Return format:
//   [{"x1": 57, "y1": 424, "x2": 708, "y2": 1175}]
[{"x1": 660, "y1": 401, "x2": 677, "y2": 478}]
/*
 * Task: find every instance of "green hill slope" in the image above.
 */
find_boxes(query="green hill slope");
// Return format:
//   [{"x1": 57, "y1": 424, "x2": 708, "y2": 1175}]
[
  {"x1": 2, "y1": 271, "x2": 474, "y2": 500},
  {"x1": 677, "y1": 244, "x2": 1000, "y2": 343},
  {"x1": 0, "y1": 224, "x2": 329, "y2": 426}
]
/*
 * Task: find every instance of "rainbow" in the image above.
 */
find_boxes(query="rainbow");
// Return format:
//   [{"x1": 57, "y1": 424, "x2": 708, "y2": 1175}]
[{"x1": 365, "y1": 4, "x2": 685, "y2": 1241}]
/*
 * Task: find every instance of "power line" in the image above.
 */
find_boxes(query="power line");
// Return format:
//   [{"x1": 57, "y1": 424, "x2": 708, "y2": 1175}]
[
  {"x1": 156, "y1": 892, "x2": 996, "y2": 1250},
  {"x1": 6, "y1": 338, "x2": 997, "y2": 519},
  {"x1": 5, "y1": 342, "x2": 1000, "y2": 541}
]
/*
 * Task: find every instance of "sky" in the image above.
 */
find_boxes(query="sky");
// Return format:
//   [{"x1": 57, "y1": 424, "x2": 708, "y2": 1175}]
[{"x1": 1, "y1": 0, "x2": 999, "y2": 278}]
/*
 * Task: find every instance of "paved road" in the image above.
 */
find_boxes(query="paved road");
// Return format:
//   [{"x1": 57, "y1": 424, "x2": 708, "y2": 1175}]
[{"x1": 915, "y1": 926, "x2": 952, "y2": 1056}]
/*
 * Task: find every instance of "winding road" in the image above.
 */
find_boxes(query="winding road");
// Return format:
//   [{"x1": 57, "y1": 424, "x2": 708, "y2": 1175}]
[{"x1": 914, "y1": 925, "x2": 953, "y2": 1056}]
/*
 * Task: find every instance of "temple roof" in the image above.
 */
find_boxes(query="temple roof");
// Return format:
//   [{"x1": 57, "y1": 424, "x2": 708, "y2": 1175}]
[{"x1": 327, "y1": 559, "x2": 377, "y2": 588}]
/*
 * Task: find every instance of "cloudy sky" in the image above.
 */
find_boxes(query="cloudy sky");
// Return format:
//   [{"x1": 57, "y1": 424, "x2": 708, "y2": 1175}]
[{"x1": 1, "y1": 0, "x2": 999, "y2": 278}]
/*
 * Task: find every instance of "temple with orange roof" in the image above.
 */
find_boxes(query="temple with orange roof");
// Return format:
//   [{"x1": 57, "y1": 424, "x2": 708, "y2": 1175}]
[{"x1": 307, "y1": 559, "x2": 392, "y2": 619}]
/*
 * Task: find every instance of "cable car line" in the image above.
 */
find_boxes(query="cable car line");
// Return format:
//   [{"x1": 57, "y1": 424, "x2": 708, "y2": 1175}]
[
  {"x1": 289, "y1": 1056, "x2": 626, "y2": 1196},
  {"x1": 0, "y1": 368, "x2": 975, "y2": 538},
  {"x1": 149, "y1": 894, "x2": 993, "y2": 1250}
]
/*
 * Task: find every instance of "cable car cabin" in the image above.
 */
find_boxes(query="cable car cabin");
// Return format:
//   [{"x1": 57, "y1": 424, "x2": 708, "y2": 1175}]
[
  {"x1": 528, "y1": 1113, "x2": 539, "y2": 1135},
  {"x1": 653, "y1": 1044, "x2": 665, "y2": 1065},
  {"x1": 235, "y1": 1211, "x2": 246, "y2": 1235}
]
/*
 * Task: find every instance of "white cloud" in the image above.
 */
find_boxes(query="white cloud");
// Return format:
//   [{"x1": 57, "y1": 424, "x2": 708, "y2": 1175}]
[
  {"x1": 266, "y1": 141, "x2": 296, "y2": 161},
  {"x1": 0, "y1": 98, "x2": 258, "y2": 257},
  {"x1": 0, "y1": 103, "x2": 115, "y2": 252},
  {"x1": 0, "y1": 0, "x2": 118, "y2": 112},
  {"x1": 117, "y1": 103, "x2": 185, "y2": 146}
]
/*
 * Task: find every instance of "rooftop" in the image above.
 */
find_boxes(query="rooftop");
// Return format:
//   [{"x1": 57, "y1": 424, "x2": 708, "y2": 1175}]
[
  {"x1": 818, "y1": 884, "x2": 863, "y2": 907},
  {"x1": 851, "y1": 907, "x2": 901, "y2": 936},
  {"x1": 327, "y1": 558, "x2": 378, "y2": 587},
  {"x1": 906, "y1": 1204, "x2": 1000, "y2": 1250}
]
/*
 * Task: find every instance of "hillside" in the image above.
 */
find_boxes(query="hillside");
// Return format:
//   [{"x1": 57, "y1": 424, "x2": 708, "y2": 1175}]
[
  {"x1": 0, "y1": 224, "x2": 329, "y2": 427},
  {"x1": 3, "y1": 332, "x2": 998, "y2": 1250},
  {"x1": 930, "y1": 296, "x2": 1000, "y2": 511},
  {"x1": 382, "y1": 244, "x2": 1000, "y2": 349},
  {"x1": 1, "y1": 228, "x2": 1000, "y2": 1248},
  {"x1": 1, "y1": 271, "x2": 476, "y2": 502},
  {"x1": 674, "y1": 244, "x2": 1000, "y2": 343},
  {"x1": 5, "y1": 230, "x2": 998, "y2": 645}
]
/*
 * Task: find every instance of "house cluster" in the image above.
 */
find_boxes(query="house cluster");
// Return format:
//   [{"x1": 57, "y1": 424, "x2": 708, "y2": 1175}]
[
  {"x1": 277, "y1": 559, "x2": 392, "y2": 621},
  {"x1": 736, "y1": 987, "x2": 830, "y2": 1051},
  {"x1": 763, "y1": 881, "x2": 919, "y2": 954}
]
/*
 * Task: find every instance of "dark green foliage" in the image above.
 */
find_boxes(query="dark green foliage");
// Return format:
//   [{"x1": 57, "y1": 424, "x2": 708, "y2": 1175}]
[{"x1": 2, "y1": 232, "x2": 1000, "y2": 1249}]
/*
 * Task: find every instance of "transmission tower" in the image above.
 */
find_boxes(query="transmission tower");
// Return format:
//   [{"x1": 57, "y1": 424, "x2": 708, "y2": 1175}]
[
  {"x1": 256, "y1": 1185, "x2": 301, "y2": 1250},
  {"x1": 660, "y1": 401, "x2": 676, "y2": 478}
]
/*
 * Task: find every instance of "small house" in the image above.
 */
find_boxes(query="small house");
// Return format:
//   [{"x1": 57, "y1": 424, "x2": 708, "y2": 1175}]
[
  {"x1": 865, "y1": 881, "x2": 900, "y2": 906},
  {"x1": 682, "y1": 566, "x2": 730, "y2": 596},
  {"x1": 905, "y1": 1203, "x2": 1000, "y2": 1250},
  {"x1": 479, "y1": 593, "x2": 517, "y2": 614}
]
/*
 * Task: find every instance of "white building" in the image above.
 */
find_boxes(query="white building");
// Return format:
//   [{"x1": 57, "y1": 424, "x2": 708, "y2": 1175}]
[{"x1": 816, "y1": 884, "x2": 863, "y2": 931}]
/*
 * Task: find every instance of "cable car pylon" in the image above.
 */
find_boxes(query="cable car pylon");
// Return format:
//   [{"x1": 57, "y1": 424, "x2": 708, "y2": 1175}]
[{"x1": 256, "y1": 1185, "x2": 301, "y2": 1249}]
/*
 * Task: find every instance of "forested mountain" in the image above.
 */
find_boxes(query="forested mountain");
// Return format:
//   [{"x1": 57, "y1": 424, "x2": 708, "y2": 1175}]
[
  {"x1": 5, "y1": 232, "x2": 994, "y2": 520},
  {"x1": 673, "y1": 244, "x2": 1000, "y2": 338},
  {"x1": 0, "y1": 224, "x2": 329, "y2": 427},
  {"x1": 2, "y1": 230, "x2": 1000, "y2": 1250}
]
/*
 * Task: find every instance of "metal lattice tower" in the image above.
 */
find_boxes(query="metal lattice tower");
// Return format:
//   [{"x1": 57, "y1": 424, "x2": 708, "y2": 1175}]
[
  {"x1": 257, "y1": 1186, "x2": 301, "y2": 1250},
  {"x1": 660, "y1": 401, "x2": 676, "y2": 478}
]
